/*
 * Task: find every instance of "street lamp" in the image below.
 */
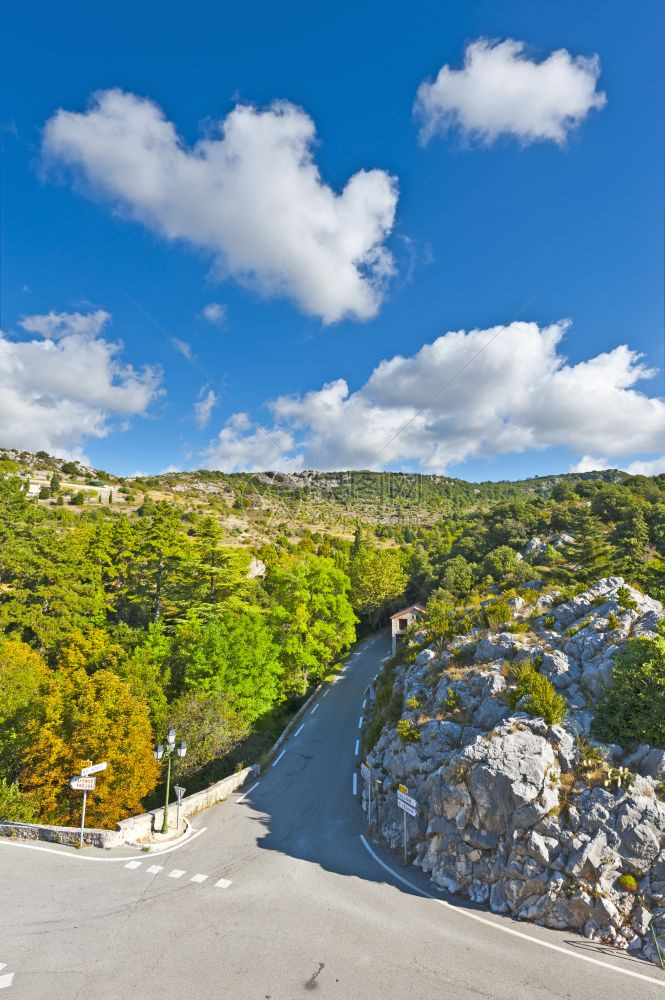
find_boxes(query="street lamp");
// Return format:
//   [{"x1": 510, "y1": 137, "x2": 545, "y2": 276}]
[{"x1": 154, "y1": 728, "x2": 187, "y2": 834}]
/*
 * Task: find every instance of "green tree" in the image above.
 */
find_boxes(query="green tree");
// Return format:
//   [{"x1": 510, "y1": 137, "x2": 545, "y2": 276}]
[
  {"x1": 592, "y1": 634, "x2": 665, "y2": 746},
  {"x1": 177, "y1": 602, "x2": 282, "y2": 723},
  {"x1": 349, "y1": 547, "x2": 406, "y2": 629},
  {"x1": 167, "y1": 691, "x2": 249, "y2": 781},
  {"x1": 441, "y1": 555, "x2": 475, "y2": 597},
  {"x1": 0, "y1": 641, "x2": 51, "y2": 780},
  {"x1": 268, "y1": 554, "x2": 357, "y2": 694}
]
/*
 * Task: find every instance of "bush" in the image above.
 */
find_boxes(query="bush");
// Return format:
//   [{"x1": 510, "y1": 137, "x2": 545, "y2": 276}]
[
  {"x1": 591, "y1": 635, "x2": 665, "y2": 747},
  {"x1": 617, "y1": 873, "x2": 638, "y2": 893},
  {"x1": 543, "y1": 615, "x2": 556, "y2": 629},
  {"x1": 443, "y1": 687, "x2": 460, "y2": 712},
  {"x1": 508, "y1": 662, "x2": 567, "y2": 725},
  {"x1": 483, "y1": 598, "x2": 512, "y2": 631},
  {"x1": 617, "y1": 586, "x2": 638, "y2": 611},
  {"x1": 606, "y1": 612, "x2": 619, "y2": 630},
  {"x1": 396, "y1": 719, "x2": 420, "y2": 743},
  {"x1": 0, "y1": 779, "x2": 36, "y2": 823},
  {"x1": 405, "y1": 696, "x2": 420, "y2": 711}
]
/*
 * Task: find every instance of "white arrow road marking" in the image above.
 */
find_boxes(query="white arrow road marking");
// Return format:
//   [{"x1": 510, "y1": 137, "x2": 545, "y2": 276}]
[
  {"x1": 168, "y1": 869, "x2": 185, "y2": 879},
  {"x1": 359, "y1": 836, "x2": 665, "y2": 990},
  {"x1": 215, "y1": 878, "x2": 232, "y2": 889}
]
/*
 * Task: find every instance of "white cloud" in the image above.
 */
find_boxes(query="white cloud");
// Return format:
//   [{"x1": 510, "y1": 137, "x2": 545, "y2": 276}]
[
  {"x1": 0, "y1": 310, "x2": 161, "y2": 459},
  {"x1": 194, "y1": 387, "x2": 218, "y2": 428},
  {"x1": 204, "y1": 413, "x2": 303, "y2": 472},
  {"x1": 625, "y1": 455, "x2": 665, "y2": 477},
  {"x1": 202, "y1": 321, "x2": 665, "y2": 474},
  {"x1": 201, "y1": 303, "x2": 227, "y2": 328},
  {"x1": 415, "y1": 38, "x2": 606, "y2": 146},
  {"x1": 43, "y1": 90, "x2": 399, "y2": 323}
]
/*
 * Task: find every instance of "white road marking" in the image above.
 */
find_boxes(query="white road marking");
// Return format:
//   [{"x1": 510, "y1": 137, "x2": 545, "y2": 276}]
[
  {"x1": 352, "y1": 773, "x2": 358, "y2": 796},
  {"x1": 0, "y1": 972, "x2": 13, "y2": 990},
  {"x1": 359, "y1": 836, "x2": 665, "y2": 990},
  {"x1": 124, "y1": 861, "x2": 142, "y2": 870},
  {"x1": 322, "y1": 689, "x2": 329, "y2": 698},
  {"x1": 358, "y1": 716, "x2": 363, "y2": 729},
  {"x1": 310, "y1": 703, "x2": 319, "y2": 715},
  {"x1": 146, "y1": 865, "x2": 163, "y2": 874},
  {"x1": 293, "y1": 724, "x2": 305, "y2": 738},
  {"x1": 272, "y1": 749, "x2": 286, "y2": 768},
  {"x1": 168, "y1": 869, "x2": 185, "y2": 879},
  {"x1": 355, "y1": 740, "x2": 360, "y2": 756},
  {"x1": 191, "y1": 873, "x2": 208, "y2": 883},
  {"x1": 0, "y1": 826, "x2": 208, "y2": 863},
  {"x1": 215, "y1": 878, "x2": 232, "y2": 889},
  {"x1": 235, "y1": 781, "x2": 259, "y2": 803}
]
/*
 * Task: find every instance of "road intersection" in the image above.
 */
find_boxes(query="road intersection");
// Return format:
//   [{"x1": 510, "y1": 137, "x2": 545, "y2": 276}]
[{"x1": 1, "y1": 633, "x2": 664, "y2": 998}]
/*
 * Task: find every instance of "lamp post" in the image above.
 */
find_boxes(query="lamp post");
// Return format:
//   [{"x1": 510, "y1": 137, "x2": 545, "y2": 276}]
[{"x1": 154, "y1": 727, "x2": 187, "y2": 835}]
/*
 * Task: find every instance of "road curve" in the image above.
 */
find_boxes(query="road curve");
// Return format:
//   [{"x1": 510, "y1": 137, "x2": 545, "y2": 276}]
[{"x1": 1, "y1": 632, "x2": 664, "y2": 999}]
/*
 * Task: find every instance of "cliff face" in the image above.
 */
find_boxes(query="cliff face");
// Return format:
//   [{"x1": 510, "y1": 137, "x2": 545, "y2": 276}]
[{"x1": 366, "y1": 577, "x2": 665, "y2": 964}]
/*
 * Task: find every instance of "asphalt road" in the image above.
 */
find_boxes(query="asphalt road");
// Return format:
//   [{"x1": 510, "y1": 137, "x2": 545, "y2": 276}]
[{"x1": 1, "y1": 632, "x2": 664, "y2": 999}]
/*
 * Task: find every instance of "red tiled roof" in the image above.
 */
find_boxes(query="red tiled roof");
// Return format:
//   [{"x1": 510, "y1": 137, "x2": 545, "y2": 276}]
[{"x1": 390, "y1": 603, "x2": 426, "y2": 619}]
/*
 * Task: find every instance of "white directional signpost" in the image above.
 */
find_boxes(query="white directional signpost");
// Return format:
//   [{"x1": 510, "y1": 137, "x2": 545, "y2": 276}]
[
  {"x1": 396, "y1": 787, "x2": 418, "y2": 864},
  {"x1": 174, "y1": 785, "x2": 186, "y2": 831},
  {"x1": 69, "y1": 762, "x2": 107, "y2": 847}
]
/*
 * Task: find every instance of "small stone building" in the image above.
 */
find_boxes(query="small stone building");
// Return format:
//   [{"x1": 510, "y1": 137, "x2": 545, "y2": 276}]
[{"x1": 390, "y1": 603, "x2": 426, "y2": 654}]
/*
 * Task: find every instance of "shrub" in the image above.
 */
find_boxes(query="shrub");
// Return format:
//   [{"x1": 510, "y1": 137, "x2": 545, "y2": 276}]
[
  {"x1": 443, "y1": 687, "x2": 460, "y2": 712},
  {"x1": 617, "y1": 873, "x2": 638, "y2": 893},
  {"x1": 396, "y1": 719, "x2": 420, "y2": 743},
  {"x1": 508, "y1": 662, "x2": 567, "y2": 725},
  {"x1": 591, "y1": 635, "x2": 665, "y2": 747},
  {"x1": 483, "y1": 598, "x2": 512, "y2": 631},
  {"x1": 543, "y1": 615, "x2": 556, "y2": 629},
  {"x1": 0, "y1": 779, "x2": 36, "y2": 823},
  {"x1": 606, "y1": 612, "x2": 619, "y2": 630},
  {"x1": 617, "y1": 586, "x2": 637, "y2": 611},
  {"x1": 405, "y1": 696, "x2": 420, "y2": 711}
]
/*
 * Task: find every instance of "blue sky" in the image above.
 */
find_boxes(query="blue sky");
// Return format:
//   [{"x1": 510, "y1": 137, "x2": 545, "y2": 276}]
[{"x1": 1, "y1": 0, "x2": 663, "y2": 479}]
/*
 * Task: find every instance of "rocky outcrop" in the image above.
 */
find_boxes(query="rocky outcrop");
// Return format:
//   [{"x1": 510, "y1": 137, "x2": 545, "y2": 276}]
[{"x1": 366, "y1": 578, "x2": 665, "y2": 964}]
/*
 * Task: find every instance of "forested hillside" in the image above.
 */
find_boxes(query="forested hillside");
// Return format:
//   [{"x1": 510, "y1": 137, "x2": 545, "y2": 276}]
[{"x1": 0, "y1": 448, "x2": 662, "y2": 830}]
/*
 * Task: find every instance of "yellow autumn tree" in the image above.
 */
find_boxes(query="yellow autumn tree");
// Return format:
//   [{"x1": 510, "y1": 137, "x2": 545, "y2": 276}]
[{"x1": 20, "y1": 667, "x2": 159, "y2": 828}]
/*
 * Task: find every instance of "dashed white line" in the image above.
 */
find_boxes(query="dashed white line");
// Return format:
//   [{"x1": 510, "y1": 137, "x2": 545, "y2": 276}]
[
  {"x1": 146, "y1": 865, "x2": 163, "y2": 874},
  {"x1": 272, "y1": 749, "x2": 286, "y2": 768},
  {"x1": 322, "y1": 689, "x2": 329, "y2": 698},
  {"x1": 191, "y1": 873, "x2": 208, "y2": 883},
  {"x1": 310, "y1": 703, "x2": 319, "y2": 715},
  {"x1": 355, "y1": 740, "x2": 360, "y2": 755},
  {"x1": 352, "y1": 773, "x2": 358, "y2": 796},
  {"x1": 0, "y1": 971, "x2": 14, "y2": 991},
  {"x1": 362, "y1": 698, "x2": 366, "y2": 708},
  {"x1": 358, "y1": 716, "x2": 364, "y2": 729},
  {"x1": 293, "y1": 724, "x2": 305, "y2": 738},
  {"x1": 236, "y1": 781, "x2": 259, "y2": 803},
  {"x1": 359, "y1": 836, "x2": 665, "y2": 989},
  {"x1": 215, "y1": 878, "x2": 232, "y2": 889},
  {"x1": 124, "y1": 861, "x2": 142, "y2": 870},
  {"x1": 168, "y1": 869, "x2": 185, "y2": 879}
]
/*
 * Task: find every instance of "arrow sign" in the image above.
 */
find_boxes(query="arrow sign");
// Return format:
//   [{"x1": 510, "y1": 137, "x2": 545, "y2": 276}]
[
  {"x1": 70, "y1": 776, "x2": 96, "y2": 791},
  {"x1": 397, "y1": 798, "x2": 417, "y2": 817},
  {"x1": 80, "y1": 761, "x2": 107, "y2": 777},
  {"x1": 397, "y1": 790, "x2": 417, "y2": 809}
]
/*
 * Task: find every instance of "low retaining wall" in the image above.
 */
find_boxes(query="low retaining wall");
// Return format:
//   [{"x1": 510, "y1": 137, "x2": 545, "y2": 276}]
[{"x1": 0, "y1": 766, "x2": 256, "y2": 850}]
